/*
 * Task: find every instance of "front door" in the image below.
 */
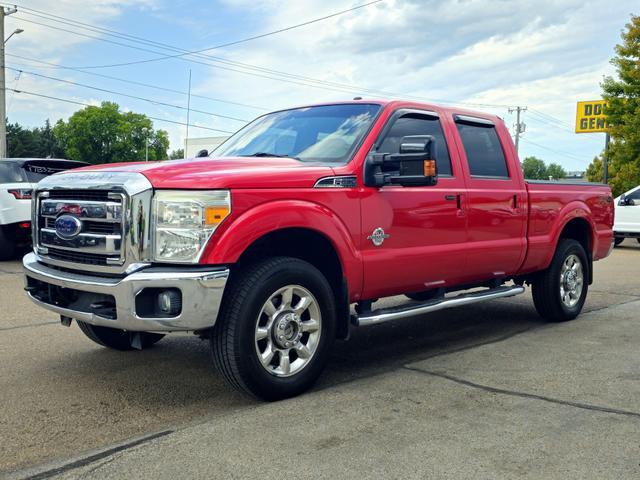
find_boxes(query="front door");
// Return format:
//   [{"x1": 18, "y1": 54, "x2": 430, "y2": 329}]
[{"x1": 361, "y1": 110, "x2": 468, "y2": 300}]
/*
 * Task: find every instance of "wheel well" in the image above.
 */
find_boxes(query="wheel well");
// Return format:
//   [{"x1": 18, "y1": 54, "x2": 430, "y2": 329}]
[
  {"x1": 558, "y1": 218, "x2": 593, "y2": 283},
  {"x1": 236, "y1": 228, "x2": 350, "y2": 339}
]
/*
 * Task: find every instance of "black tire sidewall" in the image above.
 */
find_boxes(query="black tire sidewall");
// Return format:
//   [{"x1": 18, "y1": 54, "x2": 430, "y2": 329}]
[
  {"x1": 77, "y1": 321, "x2": 164, "y2": 350},
  {"x1": 550, "y1": 240, "x2": 589, "y2": 318},
  {"x1": 0, "y1": 228, "x2": 16, "y2": 261},
  {"x1": 229, "y1": 259, "x2": 335, "y2": 400}
]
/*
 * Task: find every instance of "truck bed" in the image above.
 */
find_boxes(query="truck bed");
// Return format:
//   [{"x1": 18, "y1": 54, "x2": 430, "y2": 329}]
[{"x1": 521, "y1": 181, "x2": 614, "y2": 274}]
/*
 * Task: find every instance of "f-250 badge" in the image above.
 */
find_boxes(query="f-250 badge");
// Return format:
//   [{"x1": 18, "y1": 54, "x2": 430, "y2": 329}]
[{"x1": 368, "y1": 227, "x2": 390, "y2": 246}]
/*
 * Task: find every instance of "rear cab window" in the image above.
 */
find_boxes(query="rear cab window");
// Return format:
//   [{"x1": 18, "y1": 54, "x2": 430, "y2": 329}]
[
  {"x1": 454, "y1": 115, "x2": 509, "y2": 178},
  {"x1": 0, "y1": 162, "x2": 27, "y2": 183},
  {"x1": 375, "y1": 111, "x2": 453, "y2": 176}
]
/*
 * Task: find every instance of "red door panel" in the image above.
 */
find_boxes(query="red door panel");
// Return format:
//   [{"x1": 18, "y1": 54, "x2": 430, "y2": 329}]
[{"x1": 361, "y1": 179, "x2": 468, "y2": 299}]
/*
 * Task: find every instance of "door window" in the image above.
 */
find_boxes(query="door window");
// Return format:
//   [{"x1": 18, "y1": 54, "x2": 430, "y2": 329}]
[
  {"x1": 376, "y1": 113, "x2": 452, "y2": 176},
  {"x1": 627, "y1": 188, "x2": 640, "y2": 201},
  {"x1": 455, "y1": 122, "x2": 509, "y2": 178}
]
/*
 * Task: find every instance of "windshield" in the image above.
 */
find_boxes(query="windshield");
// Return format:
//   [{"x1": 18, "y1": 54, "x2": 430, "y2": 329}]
[{"x1": 214, "y1": 103, "x2": 381, "y2": 164}]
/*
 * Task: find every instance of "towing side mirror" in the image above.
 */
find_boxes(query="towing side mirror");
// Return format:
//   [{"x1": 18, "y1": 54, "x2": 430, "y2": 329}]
[{"x1": 364, "y1": 135, "x2": 438, "y2": 187}]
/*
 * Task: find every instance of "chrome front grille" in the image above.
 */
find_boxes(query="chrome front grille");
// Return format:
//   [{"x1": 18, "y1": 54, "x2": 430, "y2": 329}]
[
  {"x1": 33, "y1": 171, "x2": 154, "y2": 274},
  {"x1": 37, "y1": 193, "x2": 125, "y2": 266}
]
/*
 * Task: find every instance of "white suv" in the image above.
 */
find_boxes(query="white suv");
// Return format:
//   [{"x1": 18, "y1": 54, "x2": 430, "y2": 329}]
[
  {"x1": 0, "y1": 158, "x2": 88, "y2": 260},
  {"x1": 614, "y1": 184, "x2": 640, "y2": 247}
]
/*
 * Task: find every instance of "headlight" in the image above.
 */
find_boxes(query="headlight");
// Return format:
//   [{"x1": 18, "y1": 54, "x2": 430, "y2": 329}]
[{"x1": 152, "y1": 190, "x2": 231, "y2": 263}]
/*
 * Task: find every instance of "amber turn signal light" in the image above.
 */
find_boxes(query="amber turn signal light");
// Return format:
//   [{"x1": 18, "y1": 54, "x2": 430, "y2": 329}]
[{"x1": 423, "y1": 160, "x2": 436, "y2": 177}]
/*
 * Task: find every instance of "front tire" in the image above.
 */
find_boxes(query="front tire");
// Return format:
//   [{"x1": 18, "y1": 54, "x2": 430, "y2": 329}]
[
  {"x1": 211, "y1": 257, "x2": 335, "y2": 401},
  {"x1": 531, "y1": 239, "x2": 589, "y2": 322},
  {"x1": 77, "y1": 322, "x2": 164, "y2": 351},
  {"x1": 614, "y1": 237, "x2": 624, "y2": 247}
]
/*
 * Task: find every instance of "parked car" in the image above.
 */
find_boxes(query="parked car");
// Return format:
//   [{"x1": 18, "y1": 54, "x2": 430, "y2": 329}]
[
  {"x1": 0, "y1": 158, "x2": 88, "y2": 260},
  {"x1": 23, "y1": 100, "x2": 614, "y2": 400},
  {"x1": 613, "y1": 185, "x2": 640, "y2": 246}
]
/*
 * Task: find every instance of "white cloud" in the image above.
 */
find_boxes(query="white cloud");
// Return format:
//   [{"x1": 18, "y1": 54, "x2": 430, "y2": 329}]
[{"x1": 4, "y1": 0, "x2": 636, "y2": 167}]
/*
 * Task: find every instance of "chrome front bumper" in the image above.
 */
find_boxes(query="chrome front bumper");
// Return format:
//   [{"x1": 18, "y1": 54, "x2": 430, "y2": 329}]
[{"x1": 23, "y1": 252, "x2": 229, "y2": 332}]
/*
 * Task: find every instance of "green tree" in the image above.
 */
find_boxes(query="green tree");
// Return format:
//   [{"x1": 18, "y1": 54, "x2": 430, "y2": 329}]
[
  {"x1": 586, "y1": 15, "x2": 640, "y2": 196},
  {"x1": 7, "y1": 120, "x2": 65, "y2": 158},
  {"x1": 54, "y1": 102, "x2": 169, "y2": 164},
  {"x1": 169, "y1": 148, "x2": 184, "y2": 159},
  {"x1": 545, "y1": 162, "x2": 567, "y2": 179},
  {"x1": 585, "y1": 156, "x2": 603, "y2": 183},
  {"x1": 521, "y1": 156, "x2": 548, "y2": 179}
]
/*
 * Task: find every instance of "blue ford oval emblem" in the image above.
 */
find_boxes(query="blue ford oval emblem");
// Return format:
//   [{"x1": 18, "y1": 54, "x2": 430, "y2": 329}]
[{"x1": 55, "y1": 215, "x2": 82, "y2": 239}]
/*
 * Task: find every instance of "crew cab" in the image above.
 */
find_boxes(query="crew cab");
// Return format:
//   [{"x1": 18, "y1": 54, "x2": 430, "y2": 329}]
[
  {"x1": 23, "y1": 100, "x2": 614, "y2": 400},
  {"x1": 0, "y1": 158, "x2": 88, "y2": 260},
  {"x1": 613, "y1": 185, "x2": 640, "y2": 246}
]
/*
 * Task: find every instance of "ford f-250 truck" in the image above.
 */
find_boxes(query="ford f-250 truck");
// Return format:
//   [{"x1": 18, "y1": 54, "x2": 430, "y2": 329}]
[{"x1": 23, "y1": 100, "x2": 614, "y2": 400}]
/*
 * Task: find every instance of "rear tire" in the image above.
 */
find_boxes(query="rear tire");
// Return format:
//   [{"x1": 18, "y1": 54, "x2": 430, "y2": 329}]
[
  {"x1": 531, "y1": 239, "x2": 589, "y2": 322},
  {"x1": 614, "y1": 237, "x2": 624, "y2": 247},
  {"x1": 77, "y1": 321, "x2": 164, "y2": 351},
  {"x1": 0, "y1": 227, "x2": 16, "y2": 261},
  {"x1": 211, "y1": 257, "x2": 335, "y2": 401}
]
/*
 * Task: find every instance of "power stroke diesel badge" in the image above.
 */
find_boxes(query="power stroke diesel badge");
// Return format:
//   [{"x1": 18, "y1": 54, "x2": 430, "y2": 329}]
[{"x1": 367, "y1": 227, "x2": 390, "y2": 247}]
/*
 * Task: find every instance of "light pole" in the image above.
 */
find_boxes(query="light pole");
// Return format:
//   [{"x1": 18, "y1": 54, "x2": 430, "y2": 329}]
[
  {"x1": 4, "y1": 28, "x2": 23, "y2": 44},
  {"x1": 142, "y1": 127, "x2": 150, "y2": 161},
  {"x1": 0, "y1": 6, "x2": 20, "y2": 158}
]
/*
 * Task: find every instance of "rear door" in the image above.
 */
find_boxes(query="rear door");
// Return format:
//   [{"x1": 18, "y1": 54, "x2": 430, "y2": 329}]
[
  {"x1": 361, "y1": 109, "x2": 468, "y2": 299},
  {"x1": 451, "y1": 114, "x2": 527, "y2": 281}
]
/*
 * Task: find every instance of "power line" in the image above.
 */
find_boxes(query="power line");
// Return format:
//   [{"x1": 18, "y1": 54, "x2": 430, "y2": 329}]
[
  {"x1": 525, "y1": 109, "x2": 603, "y2": 145},
  {"x1": 6, "y1": 53, "x2": 269, "y2": 111},
  {"x1": 12, "y1": 8, "x2": 391, "y2": 94},
  {"x1": 6, "y1": 65, "x2": 250, "y2": 123},
  {"x1": 520, "y1": 138, "x2": 585, "y2": 162},
  {"x1": 7, "y1": 7, "x2": 513, "y2": 108},
  {"x1": 12, "y1": 15, "x2": 386, "y2": 97},
  {"x1": 7, "y1": 88, "x2": 235, "y2": 134},
  {"x1": 13, "y1": 1, "x2": 386, "y2": 69}
]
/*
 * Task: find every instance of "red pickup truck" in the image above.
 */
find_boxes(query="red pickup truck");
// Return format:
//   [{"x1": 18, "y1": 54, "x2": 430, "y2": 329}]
[{"x1": 23, "y1": 100, "x2": 614, "y2": 400}]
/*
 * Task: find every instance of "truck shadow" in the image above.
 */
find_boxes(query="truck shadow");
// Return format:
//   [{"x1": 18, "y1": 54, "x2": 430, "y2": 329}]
[{"x1": 46, "y1": 295, "x2": 544, "y2": 410}]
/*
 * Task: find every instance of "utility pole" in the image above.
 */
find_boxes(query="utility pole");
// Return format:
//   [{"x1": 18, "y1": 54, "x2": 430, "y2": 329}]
[
  {"x1": 142, "y1": 127, "x2": 150, "y2": 161},
  {"x1": 0, "y1": 6, "x2": 18, "y2": 158},
  {"x1": 508, "y1": 106, "x2": 527, "y2": 154},
  {"x1": 603, "y1": 132, "x2": 610, "y2": 184}
]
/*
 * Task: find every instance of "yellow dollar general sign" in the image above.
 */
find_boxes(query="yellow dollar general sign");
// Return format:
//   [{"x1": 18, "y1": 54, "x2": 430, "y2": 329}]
[{"x1": 575, "y1": 100, "x2": 610, "y2": 133}]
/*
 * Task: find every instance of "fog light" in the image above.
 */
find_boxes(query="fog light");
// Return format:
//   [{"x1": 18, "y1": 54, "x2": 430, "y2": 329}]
[{"x1": 157, "y1": 289, "x2": 182, "y2": 316}]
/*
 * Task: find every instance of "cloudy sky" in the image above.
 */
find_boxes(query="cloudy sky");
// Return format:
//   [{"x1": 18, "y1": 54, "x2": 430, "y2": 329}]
[{"x1": 4, "y1": 0, "x2": 636, "y2": 170}]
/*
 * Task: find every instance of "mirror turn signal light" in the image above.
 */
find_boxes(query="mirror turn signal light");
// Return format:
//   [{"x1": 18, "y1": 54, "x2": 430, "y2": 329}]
[{"x1": 423, "y1": 160, "x2": 436, "y2": 177}]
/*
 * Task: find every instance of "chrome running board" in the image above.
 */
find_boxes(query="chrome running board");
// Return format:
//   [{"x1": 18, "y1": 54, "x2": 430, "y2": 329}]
[{"x1": 354, "y1": 285, "x2": 525, "y2": 327}]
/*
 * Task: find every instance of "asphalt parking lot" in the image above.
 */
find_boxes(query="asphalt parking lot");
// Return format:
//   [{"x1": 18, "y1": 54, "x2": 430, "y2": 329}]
[{"x1": 2, "y1": 241, "x2": 640, "y2": 479}]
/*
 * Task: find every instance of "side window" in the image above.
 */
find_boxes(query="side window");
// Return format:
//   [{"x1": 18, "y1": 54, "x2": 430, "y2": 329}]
[
  {"x1": 628, "y1": 188, "x2": 640, "y2": 201},
  {"x1": 455, "y1": 122, "x2": 509, "y2": 178},
  {"x1": 376, "y1": 114, "x2": 452, "y2": 176}
]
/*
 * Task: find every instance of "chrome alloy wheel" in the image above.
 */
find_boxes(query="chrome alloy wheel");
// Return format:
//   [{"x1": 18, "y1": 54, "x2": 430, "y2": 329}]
[
  {"x1": 255, "y1": 285, "x2": 322, "y2": 377},
  {"x1": 560, "y1": 254, "x2": 584, "y2": 308}
]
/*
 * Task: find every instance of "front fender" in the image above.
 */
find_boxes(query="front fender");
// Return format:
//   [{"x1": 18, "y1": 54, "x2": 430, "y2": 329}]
[{"x1": 200, "y1": 199, "x2": 363, "y2": 298}]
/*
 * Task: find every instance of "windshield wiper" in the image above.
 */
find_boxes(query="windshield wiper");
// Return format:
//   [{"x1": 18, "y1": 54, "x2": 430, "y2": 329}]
[{"x1": 241, "y1": 152, "x2": 301, "y2": 160}]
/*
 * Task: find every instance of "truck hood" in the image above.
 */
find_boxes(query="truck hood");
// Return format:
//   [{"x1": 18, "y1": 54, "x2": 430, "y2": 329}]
[{"x1": 71, "y1": 157, "x2": 336, "y2": 189}]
